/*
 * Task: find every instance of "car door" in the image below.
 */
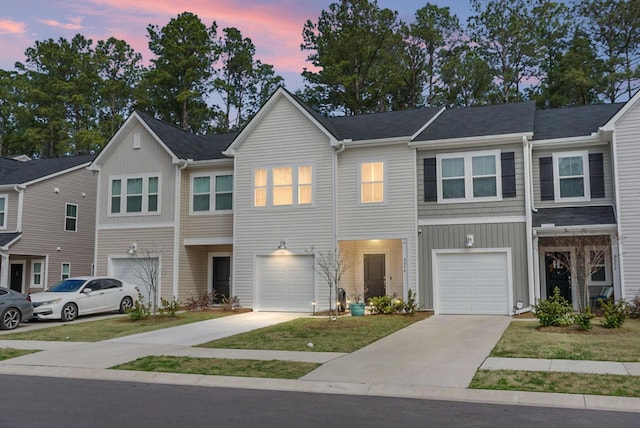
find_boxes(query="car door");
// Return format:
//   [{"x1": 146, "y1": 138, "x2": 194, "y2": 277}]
[
  {"x1": 100, "y1": 279, "x2": 123, "y2": 311},
  {"x1": 79, "y1": 279, "x2": 105, "y2": 314}
]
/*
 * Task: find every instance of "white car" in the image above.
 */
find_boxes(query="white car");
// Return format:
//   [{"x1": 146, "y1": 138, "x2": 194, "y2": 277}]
[{"x1": 31, "y1": 277, "x2": 140, "y2": 322}]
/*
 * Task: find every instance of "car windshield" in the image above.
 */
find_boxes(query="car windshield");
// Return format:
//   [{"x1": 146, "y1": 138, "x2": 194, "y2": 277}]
[{"x1": 47, "y1": 279, "x2": 86, "y2": 292}]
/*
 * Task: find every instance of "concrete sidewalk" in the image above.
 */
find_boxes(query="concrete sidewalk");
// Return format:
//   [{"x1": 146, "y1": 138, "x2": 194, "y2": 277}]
[{"x1": 481, "y1": 357, "x2": 640, "y2": 376}]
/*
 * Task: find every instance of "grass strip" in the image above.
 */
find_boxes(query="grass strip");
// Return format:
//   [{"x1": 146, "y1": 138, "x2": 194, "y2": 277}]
[
  {"x1": 112, "y1": 355, "x2": 320, "y2": 379},
  {"x1": 0, "y1": 348, "x2": 38, "y2": 361}
]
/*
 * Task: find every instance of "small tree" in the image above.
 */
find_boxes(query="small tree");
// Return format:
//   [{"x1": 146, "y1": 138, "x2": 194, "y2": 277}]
[
  {"x1": 313, "y1": 248, "x2": 350, "y2": 320},
  {"x1": 131, "y1": 245, "x2": 163, "y2": 315}
]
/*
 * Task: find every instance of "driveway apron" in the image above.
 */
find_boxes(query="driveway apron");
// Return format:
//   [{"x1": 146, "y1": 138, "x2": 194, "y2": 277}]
[{"x1": 302, "y1": 315, "x2": 510, "y2": 388}]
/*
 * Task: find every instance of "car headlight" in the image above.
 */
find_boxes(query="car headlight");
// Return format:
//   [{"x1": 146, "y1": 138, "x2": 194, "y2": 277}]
[{"x1": 39, "y1": 298, "x2": 62, "y2": 306}]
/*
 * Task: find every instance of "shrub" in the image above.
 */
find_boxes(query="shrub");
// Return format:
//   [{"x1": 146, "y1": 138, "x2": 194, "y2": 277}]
[
  {"x1": 574, "y1": 306, "x2": 595, "y2": 331},
  {"x1": 369, "y1": 292, "x2": 419, "y2": 315},
  {"x1": 128, "y1": 293, "x2": 150, "y2": 321},
  {"x1": 221, "y1": 295, "x2": 240, "y2": 310},
  {"x1": 402, "y1": 289, "x2": 419, "y2": 315},
  {"x1": 601, "y1": 299, "x2": 629, "y2": 329},
  {"x1": 159, "y1": 297, "x2": 180, "y2": 317},
  {"x1": 369, "y1": 295, "x2": 394, "y2": 314},
  {"x1": 629, "y1": 294, "x2": 640, "y2": 319},
  {"x1": 533, "y1": 287, "x2": 573, "y2": 327}
]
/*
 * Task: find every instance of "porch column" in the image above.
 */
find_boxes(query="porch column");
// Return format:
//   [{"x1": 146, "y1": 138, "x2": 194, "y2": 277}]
[
  {"x1": 0, "y1": 251, "x2": 8, "y2": 289},
  {"x1": 611, "y1": 232, "x2": 622, "y2": 301}
]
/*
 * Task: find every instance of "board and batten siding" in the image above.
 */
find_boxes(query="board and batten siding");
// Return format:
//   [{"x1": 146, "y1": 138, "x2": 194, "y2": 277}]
[
  {"x1": 337, "y1": 144, "x2": 417, "y2": 296},
  {"x1": 614, "y1": 102, "x2": 640, "y2": 299},
  {"x1": 96, "y1": 227, "x2": 174, "y2": 300},
  {"x1": 417, "y1": 143, "x2": 526, "y2": 219},
  {"x1": 418, "y1": 222, "x2": 528, "y2": 310},
  {"x1": 232, "y1": 96, "x2": 334, "y2": 310},
  {"x1": 532, "y1": 145, "x2": 613, "y2": 208},
  {"x1": 96, "y1": 121, "x2": 176, "y2": 226},
  {"x1": 11, "y1": 167, "x2": 96, "y2": 287}
]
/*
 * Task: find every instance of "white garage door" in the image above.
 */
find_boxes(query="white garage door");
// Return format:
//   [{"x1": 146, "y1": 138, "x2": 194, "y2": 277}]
[
  {"x1": 256, "y1": 255, "x2": 314, "y2": 312},
  {"x1": 435, "y1": 252, "x2": 510, "y2": 315},
  {"x1": 109, "y1": 257, "x2": 159, "y2": 304}
]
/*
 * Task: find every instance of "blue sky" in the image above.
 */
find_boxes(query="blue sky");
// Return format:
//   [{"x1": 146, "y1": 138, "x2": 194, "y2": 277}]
[{"x1": 0, "y1": 1, "x2": 475, "y2": 90}]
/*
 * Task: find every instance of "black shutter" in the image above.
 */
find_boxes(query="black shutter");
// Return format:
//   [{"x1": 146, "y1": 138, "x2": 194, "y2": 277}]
[
  {"x1": 540, "y1": 156, "x2": 554, "y2": 201},
  {"x1": 589, "y1": 153, "x2": 605, "y2": 198},
  {"x1": 501, "y1": 152, "x2": 516, "y2": 198},
  {"x1": 424, "y1": 158, "x2": 437, "y2": 202}
]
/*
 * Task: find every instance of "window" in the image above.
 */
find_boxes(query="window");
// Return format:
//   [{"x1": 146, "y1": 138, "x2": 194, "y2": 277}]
[
  {"x1": 109, "y1": 174, "x2": 160, "y2": 215},
  {"x1": 360, "y1": 162, "x2": 384, "y2": 203},
  {"x1": 586, "y1": 246, "x2": 610, "y2": 285},
  {"x1": 437, "y1": 150, "x2": 501, "y2": 203},
  {"x1": 0, "y1": 194, "x2": 6, "y2": 229},
  {"x1": 61, "y1": 263, "x2": 70, "y2": 280},
  {"x1": 553, "y1": 151, "x2": 590, "y2": 202},
  {"x1": 65, "y1": 203, "x2": 78, "y2": 231},
  {"x1": 191, "y1": 173, "x2": 233, "y2": 213},
  {"x1": 253, "y1": 165, "x2": 313, "y2": 207},
  {"x1": 31, "y1": 260, "x2": 43, "y2": 287}
]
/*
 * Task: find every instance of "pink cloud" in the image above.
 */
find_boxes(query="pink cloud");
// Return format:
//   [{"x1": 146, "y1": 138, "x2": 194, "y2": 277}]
[
  {"x1": 0, "y1": 18, "x2": 26, "y2": 34},
  {"x1": 37, "y1": 17, "x2": 86, "y2": 31}
]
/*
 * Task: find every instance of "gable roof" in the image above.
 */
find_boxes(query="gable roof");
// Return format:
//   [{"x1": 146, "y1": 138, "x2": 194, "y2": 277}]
[
  {"x1": 415, "y1": 101, "x2": 536, "y2": 142},
  {"x1": 533, "y1": 103, "x2": 624, "y2": 140},
  {"x1": 135, "y1": 111, "x2": 236, "y2": 161},
  {"x1": 0, "y1": 154, "x2": 95, "y2": 186},
  {"x1": 0, "y1": 232, "x2": 21, "y2": 247}
]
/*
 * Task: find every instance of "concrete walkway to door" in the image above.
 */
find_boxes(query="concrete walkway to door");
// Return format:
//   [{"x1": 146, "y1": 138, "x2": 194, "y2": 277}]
[{"x1": 302, "y1": 315, "x2": 511, "y2": 388}]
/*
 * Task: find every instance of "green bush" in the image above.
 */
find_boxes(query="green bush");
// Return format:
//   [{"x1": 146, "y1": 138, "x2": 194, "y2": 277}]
[
  {"x1": 601, "y1": 299, "x2": 629, "y2": 329},
  {"x1": 533, "y1": 287, "x2": 573, "y2": 327},
  {"x1": 369, "y1": 295, "x2": 394, "y2": 314},
  {"x1": 573, "y1": 306, "x2": 595, "y2": 331},
  {"x1": 402, "y1": 289, "x2": 419, "y2": 315},
  {"x1": 369, "y1": 291, "x2": 419, "y2": 315},
  {"x1": 159, "y1": 297, "x2": 180, "y2": 317},
  {"x1": 128, "y1": 293, "x2": 150, "y2": 321}
]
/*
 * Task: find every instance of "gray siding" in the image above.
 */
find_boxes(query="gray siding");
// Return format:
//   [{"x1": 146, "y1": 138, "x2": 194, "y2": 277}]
[
  {"x1": 182, "y1": 167, "x2": 233, "y2": 240},
  {"x1": 417, "y1": 143, "x2": 526, "y2": 219},
  {"x1": 1, "y1": 190, "x2": 19, "y2": 231},
  {"x1": 615, "y1": 102, "x2": 640, "y2": 299},
  {"x1": 11, "y1": 167, "x2": 96, "y2": 287},
  {"x1": 418, "y1": 222, "x2": 528, "y2": 310},
  {"x1": 532, "y1": 145, "x2": 613, "y2": 208}
]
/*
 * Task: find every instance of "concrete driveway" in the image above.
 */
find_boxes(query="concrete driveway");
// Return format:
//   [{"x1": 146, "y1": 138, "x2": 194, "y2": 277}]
[{"x1": 302, "y1": 315, "x2": 511, "y2": 388}]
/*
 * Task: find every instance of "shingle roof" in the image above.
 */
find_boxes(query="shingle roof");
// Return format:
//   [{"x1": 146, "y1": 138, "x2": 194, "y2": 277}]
[
  {"x1": 533, "y1": 104, "x2": 625, "y2": 140},
  {"x1": 0, "y1": 232, "x2": 21, "y2": 247},
  {"x1": 135, "y1": 111, "x2": 236, "y2": 161},
  {"x1": 415, "y1": 101, "x2": 536, "y2": 141},
  {"x1": 533, "y1": 206, "x2": 616, "y2": 227},
  {"x1": 0, "y1": 155, "x2": 95, "y2": 186}
]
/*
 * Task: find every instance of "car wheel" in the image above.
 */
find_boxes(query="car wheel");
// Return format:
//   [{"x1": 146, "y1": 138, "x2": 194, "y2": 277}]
[
  {"x1": 1, "y1": 307, "x2": 21, "y2": 330},
  {"x1": 61, "y1": 303, "x2": 78, "y2": 322},
  {"x1": 119, "y1": 296, "x2": 134, "y2": 314}
]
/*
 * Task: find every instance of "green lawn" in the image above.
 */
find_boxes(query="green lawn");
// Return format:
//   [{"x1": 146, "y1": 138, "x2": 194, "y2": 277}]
[
  {"x1": 198, "y1": 312, "x2": 430, "y2": 353},
  {"x1": 113, "y1": 356, "x2": 320, "y2": 379},
  {"x1": 490, "y1": 319, "x2": 640, "y2": 362},
  {"x1": 471, "y1": 370, "x2": 640, "y2": 398},
  {"x1": 0, "y1": 311, "x2": 237, "y2": 342},
  {"x1": 0, "y1": 348, "x2": 37, "y2": 361}
]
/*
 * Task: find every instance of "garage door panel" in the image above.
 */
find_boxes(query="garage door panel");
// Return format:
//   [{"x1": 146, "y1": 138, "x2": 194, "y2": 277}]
[
  {"x1": 257, "y1": 255, "x2": 314, "y2": 312},
  {"x1": 436, "y1": 252, "x2": 510, "y2": 315}
]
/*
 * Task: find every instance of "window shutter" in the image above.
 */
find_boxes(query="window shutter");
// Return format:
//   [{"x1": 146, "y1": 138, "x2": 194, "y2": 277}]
[
  {"x1": 589, "y1": 153, "x2": 605, "y2": 198},
  {"x1": 540, "y1": 157, "x2": 554, "y2": 201},
  {"x1": 424, "y1": 158, "x2": 437, "y2": 202},
  {"x1": 501, "y1": 152, "x2": 516, "y2": 198}
]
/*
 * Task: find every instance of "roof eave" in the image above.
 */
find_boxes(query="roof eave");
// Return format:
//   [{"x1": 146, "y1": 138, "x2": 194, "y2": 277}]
[
  {"x1": 531, "y1": 134, "x2": 605, "y2": 149},
  {"x1": 22, "y1": 162, "x2": 93, "y2": 187},
  {"x1": 187, "y1": 158, "x2": 234, "y2": 168},
  {"x1": 409, "y1": 132, "x2": 532, "y2": 149},
  {"x1": 343, "y1": 136, "x2": 411, "y2": 147}
]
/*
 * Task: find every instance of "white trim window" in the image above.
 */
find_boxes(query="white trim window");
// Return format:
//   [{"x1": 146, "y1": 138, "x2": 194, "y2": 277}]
[
  {"x1": 0, "y1": 194, "x2": 6, "y2": 229},
  {"x1": 359, "y1": 161, "x2": 385, "y2": 204},
  {"x1": 553, "y1": 151, "x2": 590, "y2": 202},
  {"x1": 61, "y1": 263, "x2": 71, "y2": 280},
  {"x1": 109, "y1": 174, "x2": 161, "y2": 215},
  {"x1": 65, "y1": 203, "x2": 78, "y2": 231},
  {"x1": 253, "y1": 165, "x2": 314, "y2": 208},
  {"x1": 31, "y1": 260, "x2": 44, "y2": 288},
  {"x1": 586, "y1": 245, "x2": 610, "y2": 286},
  {"x1": 191, "y1": 173, "x2": 233, "y2": 213},
  {"x1": 437, "y1": 150, "x2": 502, "y2": 203}
]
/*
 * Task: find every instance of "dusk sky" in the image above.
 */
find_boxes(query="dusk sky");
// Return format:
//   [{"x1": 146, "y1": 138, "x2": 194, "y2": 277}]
[{"x1": 0, "y1": 1, "x2": 475, "y2": 90}]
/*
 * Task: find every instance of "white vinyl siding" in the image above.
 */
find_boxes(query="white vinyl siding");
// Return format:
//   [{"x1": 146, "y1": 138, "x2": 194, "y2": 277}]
[
  {"x1": 436, "y1": 150, "x2": 502, "y2": 203},
  {"x1": 0, "y1": 194, "x2": 6, "y2": 229}
]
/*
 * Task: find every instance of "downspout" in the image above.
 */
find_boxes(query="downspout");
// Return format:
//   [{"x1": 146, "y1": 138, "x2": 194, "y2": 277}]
[
  {"x1": 14, "y1": 185, "x2": 25, "y2": 232},
  {"x1": 172, "y1": 159, "x2": 190, "y2": 302},
  {"x1": 523, "y1": 136, "x2": 535, "y2": 313},
  {"x1": 333, "y1": 142, "x2": 346, "y2": 307}
]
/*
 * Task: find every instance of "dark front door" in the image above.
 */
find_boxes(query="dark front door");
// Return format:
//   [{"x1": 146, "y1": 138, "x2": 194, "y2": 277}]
[
  {"x1": 545, "y1": 252, "x2": 571, "y2": 303},
  {"x1": 212, "y1": 257, "x2": 231, "y2": 303},
  {"x1": 10, "y1": 264, "x2": 23, "y2": 293},
  {"x1": 364, "y1": 254, "x2": 385, "y2": 299}
]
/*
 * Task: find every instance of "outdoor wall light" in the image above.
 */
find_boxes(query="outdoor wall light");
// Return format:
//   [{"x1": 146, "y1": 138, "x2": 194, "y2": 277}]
[
  {"x1": 277, "y1": 240, "x2": 287, "y2": 249},
  {"x1": 516, "y1": 300, "x2": 524, "y2": 310},
  {"x1": 127, "y1": 242, "x2": 137, "y2": 255},
  {"x1": 465, "y1": 234, "x2": 474, "y2": 248}
]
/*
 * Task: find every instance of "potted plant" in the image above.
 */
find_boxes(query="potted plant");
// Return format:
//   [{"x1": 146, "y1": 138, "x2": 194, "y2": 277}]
[{"x1": 349, "y1": 293, "x2": 366, "y2": 316}]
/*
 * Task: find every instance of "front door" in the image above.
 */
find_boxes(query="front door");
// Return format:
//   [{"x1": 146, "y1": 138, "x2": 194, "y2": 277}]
[
  {"x1": 212, "y1": 257, "x2": 231, "y2": 303},
  {"x1": 545, "y1": 252, "x2": 571, "y2": 303},
  {"x1": 364, "y1": 254, "x2": 385, "y2": 299},
  {"x1": 10, "y1": 264, "x2": 23, "y2": 293}
]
